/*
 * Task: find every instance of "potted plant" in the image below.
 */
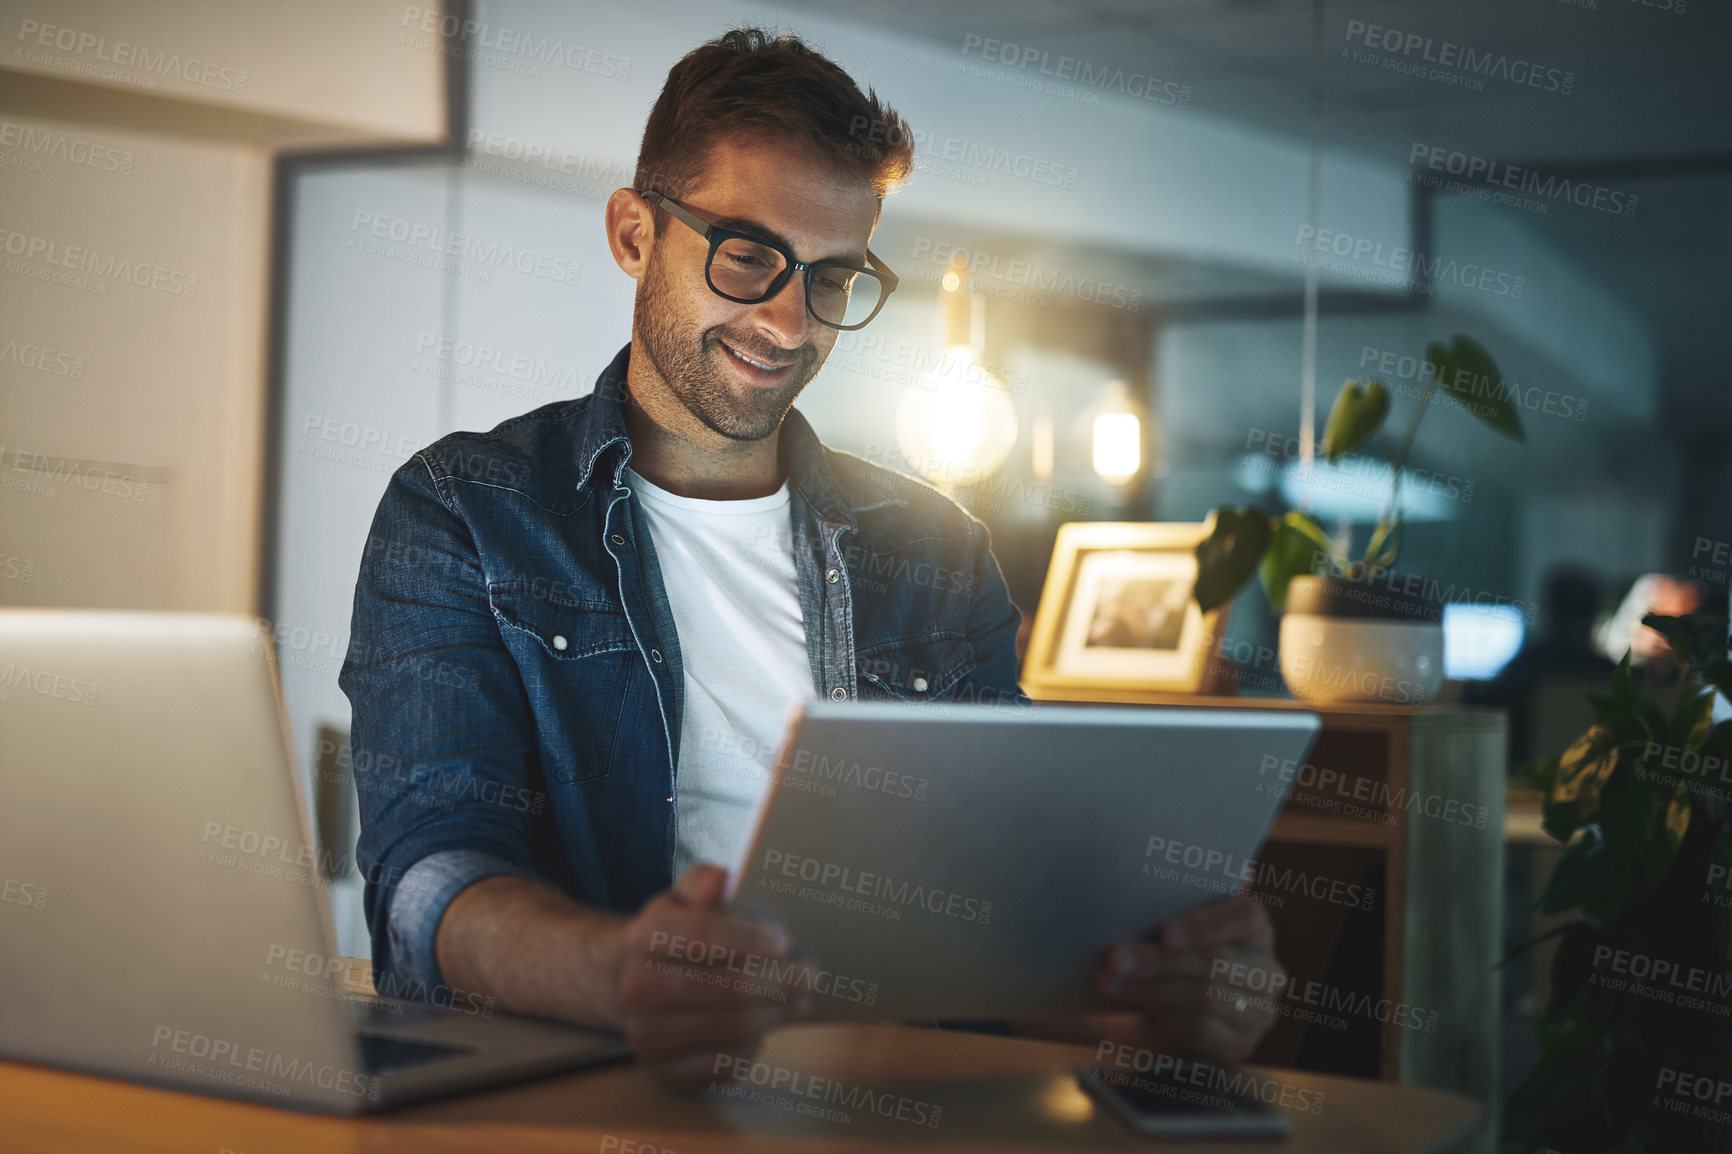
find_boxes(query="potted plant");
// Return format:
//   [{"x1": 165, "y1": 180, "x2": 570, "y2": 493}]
[
  {"x1": 1191, "y1": 334, "x2": 1523, "y2": 704},
  {"x1": 1505, "y1": 613, "x2": 1732, "y2": 1152}
]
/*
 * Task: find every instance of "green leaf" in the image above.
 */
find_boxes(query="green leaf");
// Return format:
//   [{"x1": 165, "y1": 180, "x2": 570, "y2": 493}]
[
  {"x1": 1638, "y1": 612, "x2": 1728, "y2": 670},
  {"x1": 1669, "y1": 687, "x2": 1718, "y2": 751},
  {"x1": 1365, "y1": 517, "x2": 1402, "y2": 572},
  {"x1": 1521, "y1": 755, "x2": 1561, "y2": 793},
  {"x1": 1321, "y1": 379, "x2": 1390, "y2": 462},
  {"x1": 1543, "y1": 726, "x2": 1620, "y2": 841},
  {"x1": 1259, "y1": 512, "x2": 1333, "y2": 613},
  {"x1": 1426, "y1": 335, "x2": 1524, "y2": 442},
  {"x1": 1193, "y1": 508, "x2": 1273, "y2": 614}
]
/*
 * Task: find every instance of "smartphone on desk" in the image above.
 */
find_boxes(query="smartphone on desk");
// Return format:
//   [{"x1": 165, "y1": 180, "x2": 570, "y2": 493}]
[{"x1": 1077, "y1": 1062, "x2": 1294, "y2": 1138}]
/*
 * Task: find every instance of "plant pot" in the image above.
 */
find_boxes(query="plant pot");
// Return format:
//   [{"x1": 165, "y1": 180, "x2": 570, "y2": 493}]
[{"x1": 1278, "y1": 574, "x2": 1444, "y2": 706}]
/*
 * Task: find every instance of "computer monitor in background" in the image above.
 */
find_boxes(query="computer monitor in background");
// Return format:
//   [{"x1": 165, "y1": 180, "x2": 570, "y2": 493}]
[{"x1": 1443, "y1": 603, "x2": 1527, "y2": 682}]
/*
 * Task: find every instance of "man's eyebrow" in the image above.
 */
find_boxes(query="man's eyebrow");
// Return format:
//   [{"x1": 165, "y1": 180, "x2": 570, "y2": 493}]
[{"x1": 709, "y1": 212, "x2": 866, "y2": 266}]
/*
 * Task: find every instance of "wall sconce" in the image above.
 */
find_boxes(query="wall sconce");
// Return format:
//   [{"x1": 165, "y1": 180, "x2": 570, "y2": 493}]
[
  {"x1": 1090, "y1": 379, "x2": 1142, "y2": 484},
  {"x1": 895, "y1": 252, "x2": 1018, "y2": 489}
]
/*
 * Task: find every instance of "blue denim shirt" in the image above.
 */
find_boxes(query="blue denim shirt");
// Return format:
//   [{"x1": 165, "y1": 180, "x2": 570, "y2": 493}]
[{"x1": 340, "y1": 344, "x2": 1027, "y2": 997}]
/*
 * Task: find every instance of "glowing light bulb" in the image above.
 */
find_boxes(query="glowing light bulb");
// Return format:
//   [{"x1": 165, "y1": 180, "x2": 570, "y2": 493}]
[{"x1": 1093, "y1": 411, "x2": 1141, "y2": 481}]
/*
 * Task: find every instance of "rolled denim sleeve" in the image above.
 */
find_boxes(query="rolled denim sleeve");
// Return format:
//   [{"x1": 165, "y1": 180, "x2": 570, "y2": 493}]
[
  {"x1": 339, "y1": 453, "x2": 550, "y2": 997},
  {"x1": 380, "y1": 849, "x2": 539, "y2": 997}
]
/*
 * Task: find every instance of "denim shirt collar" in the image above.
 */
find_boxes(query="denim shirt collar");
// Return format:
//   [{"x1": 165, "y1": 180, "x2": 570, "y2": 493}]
[{"x1": 570, "y1": 342, "x2": 902, "y2": 528}]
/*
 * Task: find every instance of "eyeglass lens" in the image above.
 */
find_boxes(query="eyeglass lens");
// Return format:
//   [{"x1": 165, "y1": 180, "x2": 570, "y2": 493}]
[{"x1": 710, "y1": 236, "x2": 884, "y2": 328}]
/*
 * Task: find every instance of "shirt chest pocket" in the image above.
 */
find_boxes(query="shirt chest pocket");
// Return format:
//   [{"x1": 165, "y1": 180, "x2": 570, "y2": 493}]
[
  {"x1": 856, "y1": 633, "x2": 976, "y2": 701},
  {"x1": 489, "y1": 582, "x2": 640, "y2": 784}
]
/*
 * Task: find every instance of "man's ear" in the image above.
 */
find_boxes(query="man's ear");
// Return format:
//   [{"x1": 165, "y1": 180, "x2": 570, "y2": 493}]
[{"x1": 605, "y1": 188, "x2": 655, "y2": 280}]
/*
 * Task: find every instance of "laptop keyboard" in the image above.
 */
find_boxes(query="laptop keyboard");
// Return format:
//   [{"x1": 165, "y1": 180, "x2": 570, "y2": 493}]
[{"x1": 356, "y1": 1032, "x2": 475, "y2": 1075}]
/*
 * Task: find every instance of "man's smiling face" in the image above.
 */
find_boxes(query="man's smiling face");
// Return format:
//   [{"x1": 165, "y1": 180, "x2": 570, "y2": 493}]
[{"x1": 633, "y1": 134, "x2": 881, "y2": 442}]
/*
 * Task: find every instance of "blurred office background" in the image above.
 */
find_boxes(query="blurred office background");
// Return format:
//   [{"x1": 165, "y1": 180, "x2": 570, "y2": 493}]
[{"x1": 4, "y1": 0, "x2": 1729, "y2": 1143}]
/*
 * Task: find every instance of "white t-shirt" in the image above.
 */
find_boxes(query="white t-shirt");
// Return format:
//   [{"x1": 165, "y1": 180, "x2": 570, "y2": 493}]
[{"x1": 624, "y1": 468, "x2": 813, "y2": 876}]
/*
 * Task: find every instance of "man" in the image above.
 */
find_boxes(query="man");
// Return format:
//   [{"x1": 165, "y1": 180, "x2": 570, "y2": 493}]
[{"x1": 342, "y1": 28, "x2": 1281, "y2": 1087}]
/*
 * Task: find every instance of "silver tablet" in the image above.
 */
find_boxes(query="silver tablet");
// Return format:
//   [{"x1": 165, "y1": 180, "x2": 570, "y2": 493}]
[{"x1": 725, "y1": 700, "x2": 1321, "y2": 1021}]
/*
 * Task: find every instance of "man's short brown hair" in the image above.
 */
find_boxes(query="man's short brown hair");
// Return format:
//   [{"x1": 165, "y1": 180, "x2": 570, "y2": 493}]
[{"x1": 634, "y1": 28, "x2": 914, "y2": 208}]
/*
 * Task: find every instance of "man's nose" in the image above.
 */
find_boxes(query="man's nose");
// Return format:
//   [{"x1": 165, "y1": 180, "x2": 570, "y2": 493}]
[{"x1": 750, "y1": 269, "x2": 813, "y2": 350}]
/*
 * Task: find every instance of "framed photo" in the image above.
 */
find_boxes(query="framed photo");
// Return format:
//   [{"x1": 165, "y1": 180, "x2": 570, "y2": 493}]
[{"x1": 1022, "y1": 521, "x2": 1231, "y2": 697}]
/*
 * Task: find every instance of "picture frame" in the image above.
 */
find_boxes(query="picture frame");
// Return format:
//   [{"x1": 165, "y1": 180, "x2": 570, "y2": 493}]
[{"x1": 1021, "y1": 520, "x2": 1232, "y2": 697}]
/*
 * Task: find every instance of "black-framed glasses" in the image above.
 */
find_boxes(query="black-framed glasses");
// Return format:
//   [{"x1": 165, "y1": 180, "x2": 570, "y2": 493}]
[{"x1": 639, "y1": 189, "x2": 898, "y2": 331}]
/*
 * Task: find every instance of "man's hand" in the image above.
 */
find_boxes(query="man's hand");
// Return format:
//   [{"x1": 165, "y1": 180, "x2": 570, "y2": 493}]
[
  {"x1": 1087, "y1": 895, "x2": 1282, "y2": 1063},
  {"x1": 617, "y1": 864, "x2": 819, "y2": 1088}
]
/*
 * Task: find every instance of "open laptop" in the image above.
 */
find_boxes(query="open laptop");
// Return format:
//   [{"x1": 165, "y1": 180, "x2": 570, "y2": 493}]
[
  {"x1": 727, "y1": 700, "x2": 1322, "y2": 1021},
  {"x1": 0, "y1": 609, "x2": 627, "y2": 1113}
]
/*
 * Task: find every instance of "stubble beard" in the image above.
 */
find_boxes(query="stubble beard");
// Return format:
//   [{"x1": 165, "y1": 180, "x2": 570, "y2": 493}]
[{"x1": 635, "y1": 247, "x2": 823, "y2": 442}]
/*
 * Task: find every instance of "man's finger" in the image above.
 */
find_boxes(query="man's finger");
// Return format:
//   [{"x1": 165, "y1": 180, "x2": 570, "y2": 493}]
[
  {"x1": 636, "y1": 905, "x2": 794, "y2": 967},
  {"x1": 1160, "y1": 895, "x2": 1274, "y2": 951},
  {"x1": 671, "y1": 863, "x2": 731, "y2": 907}
]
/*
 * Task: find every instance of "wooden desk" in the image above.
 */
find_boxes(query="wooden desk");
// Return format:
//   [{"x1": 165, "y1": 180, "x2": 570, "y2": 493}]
[{"x1": 3, "y1": 1021, "x2": 1480, "y2": 1153}]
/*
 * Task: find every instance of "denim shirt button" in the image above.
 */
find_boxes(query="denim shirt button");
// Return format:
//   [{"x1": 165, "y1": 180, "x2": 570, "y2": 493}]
[
  {"x1": 825, "y1": 568, "x2": 840, "y2": 583},
  {"x1": 830, "y1": 686, "x2": 847, "y2": 701},
  {"x1": 610, "y1": 533, "x2": 625, "y2": 545},
  {"x1": 912, "y1": 677, "x2": 928, "y2": 693},
  {"x1": 651, "y1": 649, "x2": 663, "y2": 663},
  {"x1": 552, "y1": 635, "x2": 568, "y2": 651}
]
